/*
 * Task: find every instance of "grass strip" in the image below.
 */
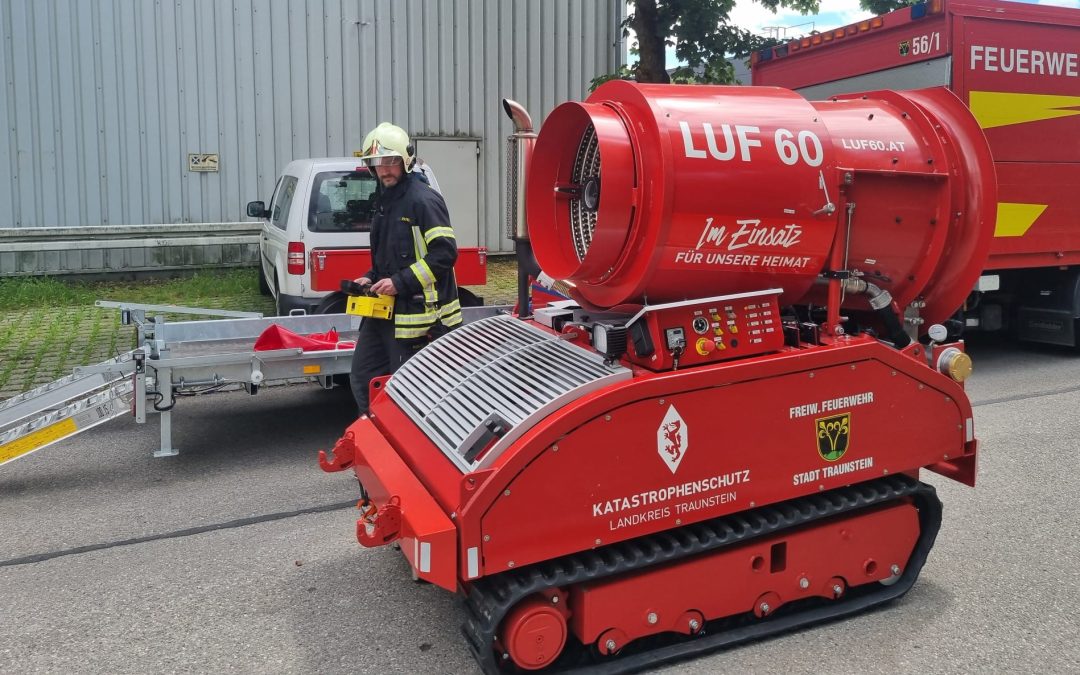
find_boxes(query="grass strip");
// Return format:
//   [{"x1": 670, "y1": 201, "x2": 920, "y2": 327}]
[
  {"x1": 53, "y1": 308, "x2": 85, "y2": 377},
  {"x1": 24, "y1": 310, "x2": 66, "y2": 390},
  {"x1": 106, "y1": 310, "x2": 121, "y2": 357},
  {"x1": 0, "y1": 312, "x2": 25, "y2": 352},
  {"x1": 92, "y1": 269, "x2": 260, "y2": 308},
  {"x1": 0, "y1": 269, "x2": 262, "y2": 313},
  {"x1": 0, "y1": 313, "x2": 27, "y2": 396},
  {"x1": 0, "y1": 309, "x2": 49, "y2": 392},
  {"x1": 79, "y1": 309, "x2": 106, "y2": 366},
  {"x1": 0, "y1": 276, "x2": 97, "y2": 310}
]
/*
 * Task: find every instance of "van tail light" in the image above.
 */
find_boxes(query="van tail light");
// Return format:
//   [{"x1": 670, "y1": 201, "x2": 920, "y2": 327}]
[{"x1": 287, "y1": 242, "x2": 306, "y2": 275}]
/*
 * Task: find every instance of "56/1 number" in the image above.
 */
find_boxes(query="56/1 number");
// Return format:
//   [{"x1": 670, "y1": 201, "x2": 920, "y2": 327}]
[{"x1": 911, "y1": 31, "x2": 941, "y2": 55}]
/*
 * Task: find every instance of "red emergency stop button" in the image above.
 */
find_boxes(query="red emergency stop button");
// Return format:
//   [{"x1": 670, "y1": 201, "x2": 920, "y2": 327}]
[{"x1": 695, "y1": 337, "x2": 716, "y2": 356}]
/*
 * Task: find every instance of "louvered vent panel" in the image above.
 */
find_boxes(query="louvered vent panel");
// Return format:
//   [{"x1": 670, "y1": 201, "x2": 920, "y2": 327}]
[{"x1": 386, "y1": 314, "x2": 631, "y2": 472}]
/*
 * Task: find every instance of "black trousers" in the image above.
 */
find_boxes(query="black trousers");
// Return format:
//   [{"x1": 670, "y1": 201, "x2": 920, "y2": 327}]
[{"x1": 349, "y1": 318, "x2": 426, "y2": 414}]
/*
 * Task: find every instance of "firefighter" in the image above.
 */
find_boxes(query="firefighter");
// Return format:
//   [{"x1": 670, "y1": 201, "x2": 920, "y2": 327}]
[{"x1": 350, "y1": 122, "x2": 461, "y2": 414}]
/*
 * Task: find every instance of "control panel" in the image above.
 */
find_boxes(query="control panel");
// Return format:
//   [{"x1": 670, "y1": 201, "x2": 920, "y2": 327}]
[{"x1": 625, "y1": 290, "x2": 785, "y2": 371}]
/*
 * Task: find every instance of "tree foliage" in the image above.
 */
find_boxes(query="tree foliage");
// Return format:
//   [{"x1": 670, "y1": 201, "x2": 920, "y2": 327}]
[
  {"x1": 860, "y1": 0, "x2": 918, "y2": 16},
  {"x1": 600, "y1": 0, "x2": 821, "y2": 89}
]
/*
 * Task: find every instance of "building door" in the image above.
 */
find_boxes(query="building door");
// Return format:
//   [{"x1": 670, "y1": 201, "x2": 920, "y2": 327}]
[{"x1": 413, "y1": 138, "x2": 480, "y2": 248}]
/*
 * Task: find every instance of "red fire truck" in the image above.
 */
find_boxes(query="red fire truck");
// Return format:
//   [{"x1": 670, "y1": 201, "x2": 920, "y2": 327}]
[{"x1": 752, "y1": 0, "x2": 1080, "y2": 346}]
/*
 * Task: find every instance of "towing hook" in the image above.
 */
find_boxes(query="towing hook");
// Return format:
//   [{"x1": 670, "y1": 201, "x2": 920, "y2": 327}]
[
  {"x1": 356, "y1": 496, "x2": 403, "y2": 547},
  {"x1": 318, "y1": 431, "x2": 357, "y2": 472}
]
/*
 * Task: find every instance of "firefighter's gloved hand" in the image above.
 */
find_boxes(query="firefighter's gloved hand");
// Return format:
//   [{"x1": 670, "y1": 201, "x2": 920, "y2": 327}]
[
  {"x1": 341, "y1": 279, "x2": 373, "y2": 296},
  {"x1": 370, "y1": 278, "x2": 398, "y2": 296}
]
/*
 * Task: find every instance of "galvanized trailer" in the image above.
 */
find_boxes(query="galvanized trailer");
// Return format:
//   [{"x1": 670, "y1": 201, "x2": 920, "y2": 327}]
[{"x1": 0, "y1": 302, "x2": 503, "y2": 465}]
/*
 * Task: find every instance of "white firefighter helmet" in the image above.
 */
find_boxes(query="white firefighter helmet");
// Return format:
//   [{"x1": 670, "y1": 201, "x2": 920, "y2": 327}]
[{"x1": 359, "y1": 122, "x2": 414, "y2": 171}]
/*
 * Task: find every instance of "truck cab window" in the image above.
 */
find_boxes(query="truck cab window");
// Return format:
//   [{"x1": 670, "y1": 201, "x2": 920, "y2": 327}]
[
  {"x1": 308, "y1": 170, "x2": 377, "y2": 232},
  {"x1": 270, "y1": 176, "x2": 299, "y2": 230}
]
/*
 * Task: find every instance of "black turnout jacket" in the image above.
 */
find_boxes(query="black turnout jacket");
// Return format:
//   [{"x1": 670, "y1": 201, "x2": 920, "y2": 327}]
[{"x1": 364, "y1": 172, "x2": 461, "y2": 338}]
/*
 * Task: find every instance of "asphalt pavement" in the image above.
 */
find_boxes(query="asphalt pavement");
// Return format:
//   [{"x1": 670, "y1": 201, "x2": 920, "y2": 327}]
[{"x1": 2, "y1": 335, "x2": 1079, "y2": 674}]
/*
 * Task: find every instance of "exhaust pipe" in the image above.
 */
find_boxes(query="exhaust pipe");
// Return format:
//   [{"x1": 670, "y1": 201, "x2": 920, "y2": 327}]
[
  {"x1": 503, "y1": 99, "x2": 533, "y2": 134},
  {"x1": 503, "y1": 98, "x2": 540, "y2": 317},
  {"x1": 502, "y1": 98, "x2": 535, "y2": 243}
]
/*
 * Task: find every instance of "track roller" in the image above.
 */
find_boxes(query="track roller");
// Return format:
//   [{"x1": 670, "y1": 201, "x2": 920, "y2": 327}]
[{"x1": 497, "y1": 590, "x2": 570, "y2": 670}]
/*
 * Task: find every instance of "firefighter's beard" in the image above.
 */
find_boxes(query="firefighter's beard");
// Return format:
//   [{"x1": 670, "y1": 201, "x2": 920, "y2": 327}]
[{"x1": 375, "y1": 164, "x2": 404, "y2": 188}]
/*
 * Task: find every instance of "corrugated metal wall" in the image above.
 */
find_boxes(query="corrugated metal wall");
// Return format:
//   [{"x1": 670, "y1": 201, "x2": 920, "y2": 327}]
[{"x1": 0, "y1": 0, "x2": 625, "y2": 253}]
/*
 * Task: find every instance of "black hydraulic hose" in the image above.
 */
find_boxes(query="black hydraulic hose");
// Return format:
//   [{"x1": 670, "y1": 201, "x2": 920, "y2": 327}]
[
  {"x1": 515, "y1": 240, "x2": 541, "y2": 319},
  {"x1": 876, "y1": 302, "x2": 912, "y2": 348},
  {"x1": 844, "y1": 278, "x2": 912, "y2": 348}
]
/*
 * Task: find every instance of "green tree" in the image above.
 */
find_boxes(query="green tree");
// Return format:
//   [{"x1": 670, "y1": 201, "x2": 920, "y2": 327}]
[
  {"x1": 599, "y1": 0, "x2": 821, "y2": 88},
  {"x1": 860, "y1": 0, "x2": 917, "y2": 16}
]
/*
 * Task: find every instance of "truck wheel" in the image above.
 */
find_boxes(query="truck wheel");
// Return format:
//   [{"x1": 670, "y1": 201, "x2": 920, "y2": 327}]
[
  {"x1": 314, "y1": 292, "x2": 353, "y2": 387},
  {"x1": 258, "y1": 267, "x2": 272, "y2": 296},
  {"x1": 458, "y1": 287, "x2": 482, "y2": 307},
  {"x1": 314, "y1": 292, "x2": 349, "y2": 315}
]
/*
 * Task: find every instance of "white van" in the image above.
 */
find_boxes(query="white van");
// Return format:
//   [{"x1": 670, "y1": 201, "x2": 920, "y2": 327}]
[{"x1": 247, "y1": 158, "x2": 485, "y2": 315}]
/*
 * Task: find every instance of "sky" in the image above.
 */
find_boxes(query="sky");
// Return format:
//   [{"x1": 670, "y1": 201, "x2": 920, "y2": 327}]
[{"x1": 639, "y1": 0, "x2": 1080, "y2": 68}]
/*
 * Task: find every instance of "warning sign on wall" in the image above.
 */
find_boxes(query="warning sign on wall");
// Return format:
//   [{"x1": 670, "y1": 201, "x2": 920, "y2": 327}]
[{"x1": 188, "y1": 153, "x2": 219, "y2": 172}]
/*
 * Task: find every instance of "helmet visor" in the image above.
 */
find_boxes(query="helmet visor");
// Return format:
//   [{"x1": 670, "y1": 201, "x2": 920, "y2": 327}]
[{"x1": 363, "y1": 155, "x2": 403, "y2": 167}]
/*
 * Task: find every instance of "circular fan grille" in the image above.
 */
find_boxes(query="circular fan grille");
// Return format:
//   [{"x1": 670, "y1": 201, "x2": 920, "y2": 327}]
[{"x1": 569, "y1": 124, "x2": 600, "y2": 262}]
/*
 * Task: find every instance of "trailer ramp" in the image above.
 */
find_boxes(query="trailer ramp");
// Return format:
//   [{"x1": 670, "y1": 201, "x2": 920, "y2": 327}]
[{"x1": 0, "y1": 352, "x2": 138, "y2": 466}]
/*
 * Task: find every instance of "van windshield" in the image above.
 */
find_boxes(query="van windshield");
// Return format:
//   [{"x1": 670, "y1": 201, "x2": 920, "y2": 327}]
[{"x1": 308, "y1": 170, "x2": 378, "y2": 232}]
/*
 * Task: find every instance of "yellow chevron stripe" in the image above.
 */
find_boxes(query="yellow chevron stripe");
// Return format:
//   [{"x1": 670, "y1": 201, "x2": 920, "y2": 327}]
[
  {"x1": 995, "y1": 202, "x2": 1048, "y2": 237},
  {"x1": 969, "y1": 91, "x2": 1080, "y2": 130}
]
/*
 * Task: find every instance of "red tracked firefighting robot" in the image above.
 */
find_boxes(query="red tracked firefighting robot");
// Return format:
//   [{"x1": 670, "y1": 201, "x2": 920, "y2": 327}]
[{"x1": 321, "y1": 81, "x2": 993, "y2": 672}]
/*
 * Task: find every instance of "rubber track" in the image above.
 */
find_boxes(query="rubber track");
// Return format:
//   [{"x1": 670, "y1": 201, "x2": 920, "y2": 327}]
[{"x1": 461, "y1": 475, "x2": 942, "y2": 674}]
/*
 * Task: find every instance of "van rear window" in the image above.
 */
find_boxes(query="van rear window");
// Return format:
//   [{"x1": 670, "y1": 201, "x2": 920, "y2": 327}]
[{"x1": 308, "y1": 170, "x2": 378, "y2": 232}]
